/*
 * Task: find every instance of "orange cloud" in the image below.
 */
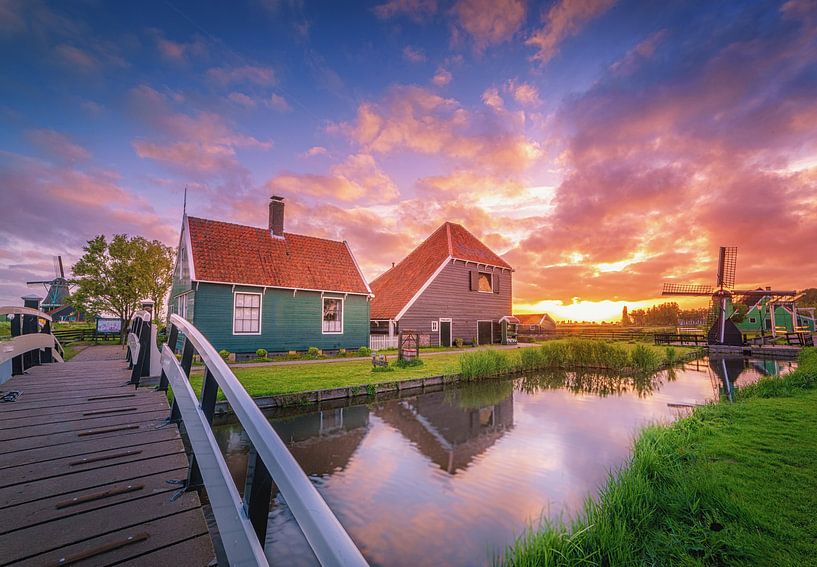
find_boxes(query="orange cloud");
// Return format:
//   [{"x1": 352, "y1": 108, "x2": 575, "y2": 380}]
[{"x1": 266, "y1": 153, "x2": 399, "y2": 203}]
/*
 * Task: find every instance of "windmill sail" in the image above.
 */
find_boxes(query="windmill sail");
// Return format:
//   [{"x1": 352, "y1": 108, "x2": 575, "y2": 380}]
[{"x1": 716, "y1": 246, "x2": 737, "y2": 289}]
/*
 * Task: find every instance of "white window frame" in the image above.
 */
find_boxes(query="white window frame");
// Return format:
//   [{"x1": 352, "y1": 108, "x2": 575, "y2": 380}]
[
  {"x1": 322, "y1": 296, "x2": 344, "y2": 335},
  {"x1": 477, "y1": 271, "x2": 493, "y2": 293},
  {"x1": 177, "y1": 292, "x2": 190, "y2": 320},
  {"x1": 232, "y1": 291, "x2": 262, "y2": 335},
  {"x1": 431, "y1": 320, "x2": 439, "y2": 332}
]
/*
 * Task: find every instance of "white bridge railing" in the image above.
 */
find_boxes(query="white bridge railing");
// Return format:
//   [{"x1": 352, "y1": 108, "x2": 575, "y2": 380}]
[
  {"x1": 1, "y1": 305, "x2": 63, "y2": 384},
  {"x1": 158, "y1": 314, "x2": 367, "y2": 567}
]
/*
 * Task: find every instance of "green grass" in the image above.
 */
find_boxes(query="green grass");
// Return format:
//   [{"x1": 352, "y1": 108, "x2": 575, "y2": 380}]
[
  {"x1": 190, "y1": 341, "x2": 691, "y2": 399},
  {"x1": 0, "y1": 320, "x2": 9, "y2": 338},
  {"x1": 503, "y1": 348, "x2": 817, "y2": 566}
]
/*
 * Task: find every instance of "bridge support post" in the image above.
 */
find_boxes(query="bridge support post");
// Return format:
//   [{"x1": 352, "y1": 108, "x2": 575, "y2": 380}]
[
  {"x1": 22, "y1": 295, "x2": 42, "y2": 370},
  {"x1": 156, "y1": 325, "x2": 179, "y2": 392},
  {"x1": 187, "y1": 367, "x2": 219, "y2": 489},
  {"x1": 129, "y1": 318, "x2": 151, "y2": 387},
  {"x1": 169, "y1": 337, "x2": 194, "y2": 424},
  {"x1": 243, "y1": 445, "x2": 273, "y2": 543}
]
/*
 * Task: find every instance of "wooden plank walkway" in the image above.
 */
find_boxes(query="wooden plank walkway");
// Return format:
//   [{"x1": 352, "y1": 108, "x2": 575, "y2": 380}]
[{"x1": 0, "y1": 352, "x2": 214, "y2": 566}]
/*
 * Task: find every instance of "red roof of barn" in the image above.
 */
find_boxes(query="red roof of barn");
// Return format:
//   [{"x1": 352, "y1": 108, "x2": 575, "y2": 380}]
[
  {"x1": 186, "y1": 216, "x2": 370, "y2": 294},
  {"x1": 370, "y1": 222, "x2": 512, "y2": 320}
]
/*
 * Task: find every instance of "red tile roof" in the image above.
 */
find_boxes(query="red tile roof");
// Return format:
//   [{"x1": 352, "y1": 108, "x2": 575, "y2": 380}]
[
  {"x1": 370, "y1": 222, "x2": 512, "y2": 319},
  {"x1": 186, "y1": 216, "x2": 370, "y2": 294}
]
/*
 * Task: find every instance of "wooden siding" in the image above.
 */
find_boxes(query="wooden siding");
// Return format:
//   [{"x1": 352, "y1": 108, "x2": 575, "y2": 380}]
[
  {"x1": 399, "y1": 260, "x2": 512, "y2": 345},
  {"x1": 191, "y1": 283, "x2": 370, "y2": 353},
  {"x1": 170, "y1": 229, "x2": 195, "y2": 320}
]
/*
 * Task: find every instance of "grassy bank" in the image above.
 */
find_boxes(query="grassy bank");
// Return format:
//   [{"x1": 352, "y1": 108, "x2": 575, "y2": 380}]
[
  {"x1": 188, "y1": 340, "x2": 689, "y2": 399},
  {"x1": 503, "y1": 348, "x2": 817, "y2": 566}
]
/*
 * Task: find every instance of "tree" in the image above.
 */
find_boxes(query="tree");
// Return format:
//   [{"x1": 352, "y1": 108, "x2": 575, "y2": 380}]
[
  {"x1": 621, "y1": 306, "x2": 632, "y2": 326},
  {"x1": 70, "y1": 234, "x2": 174, "y2": 341}
]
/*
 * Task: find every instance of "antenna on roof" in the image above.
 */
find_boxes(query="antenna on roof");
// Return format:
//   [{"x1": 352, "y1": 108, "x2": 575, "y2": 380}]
[{"x1": 183, "y1": 185, "x2": 188, "y2": 216}]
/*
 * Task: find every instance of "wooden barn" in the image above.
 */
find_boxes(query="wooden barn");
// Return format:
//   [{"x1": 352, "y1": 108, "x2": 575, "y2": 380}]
[
  {"x1": 169, "y1": 196, "x2": 372, "y2": 357},
  {"x1": 515, "y1": 313, "x2": 557, "y2": 332},
  {"x1": 370, "y1": 222, "x2": 513, "y2": 347}
]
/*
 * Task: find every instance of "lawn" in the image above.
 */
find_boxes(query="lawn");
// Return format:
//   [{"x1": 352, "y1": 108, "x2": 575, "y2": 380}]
[
  {"x1": 189, "y1": 341, "x2": 692, "y2": 398},
  {"x1": 503, "y1": 348, "x2": 817, "y2": 566}
]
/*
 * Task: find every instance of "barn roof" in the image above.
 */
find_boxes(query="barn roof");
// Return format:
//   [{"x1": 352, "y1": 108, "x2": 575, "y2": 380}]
[
  {"x1": 370, "y1": 222, "x2": 512, "y2": 320},
  {"x1": 185, "y1": 216, "x2": 370, "y2": 295}
]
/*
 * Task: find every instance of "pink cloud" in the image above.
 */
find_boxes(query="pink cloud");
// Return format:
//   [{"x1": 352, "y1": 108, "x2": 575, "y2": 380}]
[
  {"x1": 452, "y1": 0, "x2": 526, "y2": 50},
  {"x1": 432, "y1": 67, "x2": 452, "y2": 86},
  {"x1": 26, "y1": 129, "x2": 91, "y2": 163},
  {"x1": 267, "y1": 93, "x2": 292, "y2": 112},
  {"x1": 228, "y1": 91, "x2": 257, "y2": 108},
  {"x1": 403, "y1": 46, "x2": 427, "y2": 63},
  {"x1": 527, "y1": 0, "x2": 615, "y2": 64},
  {"x1": 505, "y1": 79, "x2": 541, "y2": 106}
]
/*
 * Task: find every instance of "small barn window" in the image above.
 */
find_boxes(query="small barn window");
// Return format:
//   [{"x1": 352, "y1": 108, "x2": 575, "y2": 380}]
[
  {"x1": 233, "y1": 292, "x2": 261, "y2": 335},
  {"x1": 431, "y1": 320, "x2": 439, "y2": 332},
  {"x1": 478, "y1": 272, "x2": 493, "y2": 293},
  {"x1": 323, "y1": 297, "x2": 344, "y2": 334},
  {"x1": 749, "y1": 317, "x2": 756, "y2": 323}
]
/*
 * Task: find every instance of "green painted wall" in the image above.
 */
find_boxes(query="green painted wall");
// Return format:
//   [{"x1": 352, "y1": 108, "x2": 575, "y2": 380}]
[
  {"x1": 736, "y1": 301, "x2": 816, "y2": 333},
  {"x1": 191, "y1": 283, "x2": 370, "y2": 353}
]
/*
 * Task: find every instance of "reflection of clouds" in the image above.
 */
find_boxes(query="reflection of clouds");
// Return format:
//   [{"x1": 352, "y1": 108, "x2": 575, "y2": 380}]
[{"x1": 216, "y1": 362, "x2": 718, "y2": 566}]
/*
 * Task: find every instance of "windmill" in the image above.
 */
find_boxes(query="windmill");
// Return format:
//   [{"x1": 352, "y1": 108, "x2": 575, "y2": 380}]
[
  {"x1": 27, "y1": 256, "x2": 72, "y2": 311},
  {"x1": 661, "y1": 246, "x2": 796, "y2": 345}
]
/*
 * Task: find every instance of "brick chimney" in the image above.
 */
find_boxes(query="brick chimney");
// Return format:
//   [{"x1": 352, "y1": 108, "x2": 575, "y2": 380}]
[{"x1": 269, "y1": 196, "x2": 285, "y2": 237}]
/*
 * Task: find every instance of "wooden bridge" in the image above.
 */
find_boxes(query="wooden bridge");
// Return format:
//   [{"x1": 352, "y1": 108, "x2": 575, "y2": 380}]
[
  {"x1": 0, "y1": 302, "x2": 368, "y2": 566},
  {"x1": 0, "y1": 350, "x2": 214, "y2": 566}
]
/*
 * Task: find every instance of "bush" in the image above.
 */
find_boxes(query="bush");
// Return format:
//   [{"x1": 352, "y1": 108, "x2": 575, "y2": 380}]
[
  {"x1": 357, "y1": 346, "x2": 372, "y2": 357},
  {"x1": 393, "y1": 358, "x2": 423, "y2": 368},
  {"x1": 372, "y1": 365, "x2": 395, "y2": 373},
  {"x1": 218, "y1": 349, "x2": 230, "y2": 361},
  {"x1": 339, "y1": 348, "x2": 347, "y2": 357},
  {"x1": 665, "y1": 347, "x2": 677, "y2": 365},
  {"x1": 454, "y1": 337, "x2": 464, "y2": 348},
  {"x1": 460, "y1": 350, "x2": 511, "y2": 379},
  {"x1": 255, "y1": 348, "x2": 268, "y2": 359},
  {"x1": 307, "y1": 346, "x2": 320, "y2": 359}
]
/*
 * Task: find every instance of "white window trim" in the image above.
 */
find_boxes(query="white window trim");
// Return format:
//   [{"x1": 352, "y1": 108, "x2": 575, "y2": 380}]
[
  {"x1": 322, "y1": 296, "x2": 344, "y2": 335},
  {"x1": 477, "y1": 271, "x2": 493, "y2": 293},
  {"x1": 232, "y1": 291, "x2": 263, "y2": 336},
  {"x1": 431, "y1": 320, "x2": 439, "y2": 332}
]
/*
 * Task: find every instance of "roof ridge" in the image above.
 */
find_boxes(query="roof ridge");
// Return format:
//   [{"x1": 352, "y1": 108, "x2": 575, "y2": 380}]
[{"x1": 187, "y1": 216, "x2": 345, "y2": 246}]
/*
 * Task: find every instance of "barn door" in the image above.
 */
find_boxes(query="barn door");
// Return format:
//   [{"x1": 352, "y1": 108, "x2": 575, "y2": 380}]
[
  {"x1": 478, "y1": 321, "x2": 493, "y2": 345},
  {"x1": 440, "y1": 320, "x2": 452, "y2": 347}
]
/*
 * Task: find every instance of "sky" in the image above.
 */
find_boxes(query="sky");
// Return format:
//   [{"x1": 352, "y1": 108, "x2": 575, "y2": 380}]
[{"x1": 1, "y1": 0, "x2": 816, "y2": 322}]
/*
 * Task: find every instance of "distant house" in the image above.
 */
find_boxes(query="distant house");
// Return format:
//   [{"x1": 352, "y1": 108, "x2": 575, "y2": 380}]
[
  {"x1": 735, "y1": 294, "x2": 816, "y2": 334},
  {"x1": 515, "y1": 313, "x2": 557, "y2": 333},
  {"x1": 169, "y1": 196, "x2": 372, "y2": 357},
  {"x1": 370, "y1": 222, "x2": 513, "y2": 346}
]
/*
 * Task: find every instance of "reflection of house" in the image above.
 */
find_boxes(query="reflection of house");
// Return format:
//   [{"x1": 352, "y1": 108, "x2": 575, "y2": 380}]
[
  {"x1": 169, "y1": 196, "x2": 372, "y2": 356},
  {"x1": 375, "y1": 389, "x2": 514, "y2": 474},
  {"x1": 515, "y1": 313, "x2": 557, "y2": 333},
  {"x1": 215, "y1": 405, "x2": 370, "y2": 486},
  {"x1": 370, "y1": 222, "x2": 514, "y2": 346}
]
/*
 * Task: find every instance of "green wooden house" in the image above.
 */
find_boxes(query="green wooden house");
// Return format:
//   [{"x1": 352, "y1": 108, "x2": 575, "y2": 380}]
[
  {"x1": 735, "y1": 294, "x2": 816, "y2": 334},
  {"x1": 170, "y1": 196, "x2": 372, "y2": 357}
]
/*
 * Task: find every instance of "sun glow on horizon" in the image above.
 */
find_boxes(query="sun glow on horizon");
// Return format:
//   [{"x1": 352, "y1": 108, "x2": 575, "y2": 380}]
[{"x1": 514, "y1": 296, "x2": 711, "y2": 323}]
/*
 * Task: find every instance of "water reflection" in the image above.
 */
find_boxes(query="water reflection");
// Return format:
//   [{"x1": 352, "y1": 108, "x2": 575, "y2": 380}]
[
  {"x1": 211, "y1": 355, "x2": 795, "y2": 567},
  {"x1": 708, "y1": 355, "x2": 797, "y2": 400}
]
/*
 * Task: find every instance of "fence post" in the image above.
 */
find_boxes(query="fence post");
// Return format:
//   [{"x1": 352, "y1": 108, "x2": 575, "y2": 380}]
[
  {"x1": 10, "y1": 312, "x2": 22, "y2": 375},
  {"x1": 130, "y1": 318, "x2": 151, "y2": 387},
  {"x1": 41, "y1": 318, "x2": 53, "y2": 363},
  {"x1": 157, "y1": 324, "x2": 178, "y2": 392},
  {"x1": 21, "y1": 295, "x2": 42, "y2": 370},
  {"x1": 169, "y1": 337, "x2": 194, "y2": 423}
]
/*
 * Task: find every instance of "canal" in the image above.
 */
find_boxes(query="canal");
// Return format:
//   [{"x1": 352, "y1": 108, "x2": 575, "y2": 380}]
[{"x1": 212, "y1": 355, "x2": 796, "y2": 566}]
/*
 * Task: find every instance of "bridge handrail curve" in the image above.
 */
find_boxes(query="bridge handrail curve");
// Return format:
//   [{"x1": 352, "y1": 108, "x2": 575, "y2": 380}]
[
  {"x1": 0, "y1": 306, "x2": 53, "y2": 322},
  {"x1": 163, "y1": 314, "x2": 367, "y2": 567}
]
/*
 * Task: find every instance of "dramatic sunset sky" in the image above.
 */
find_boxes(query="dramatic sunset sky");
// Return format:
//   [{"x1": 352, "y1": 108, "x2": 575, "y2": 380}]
[{"x1": 1, "y1": 0, "x2": 815, "y2": 321}]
